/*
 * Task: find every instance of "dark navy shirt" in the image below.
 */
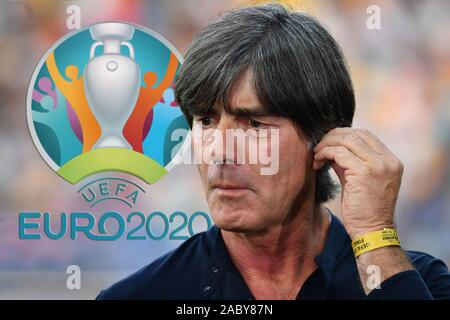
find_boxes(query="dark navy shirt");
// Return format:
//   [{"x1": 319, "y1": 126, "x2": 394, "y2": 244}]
[{"x1": 97, "y1": 215, "x2": 450, "y2": 299}]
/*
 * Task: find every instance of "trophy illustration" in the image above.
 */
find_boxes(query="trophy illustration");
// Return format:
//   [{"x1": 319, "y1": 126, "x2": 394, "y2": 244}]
[{"x1": 84, "y1": 22, "x2": 141, "y2": 149}]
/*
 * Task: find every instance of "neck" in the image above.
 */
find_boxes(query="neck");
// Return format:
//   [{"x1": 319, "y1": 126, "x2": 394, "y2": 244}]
[{"x1": 221, "y1": 203, "x2": 331, "y2": 299}]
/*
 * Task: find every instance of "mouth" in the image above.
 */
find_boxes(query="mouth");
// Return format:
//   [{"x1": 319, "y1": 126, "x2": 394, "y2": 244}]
[{"x1": 211, "y1": 183, "x2": 251, "y2": 197}]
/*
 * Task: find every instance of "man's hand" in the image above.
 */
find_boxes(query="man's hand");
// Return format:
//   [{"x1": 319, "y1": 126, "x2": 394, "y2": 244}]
[
  {"x1": 313, "y1": 127, "x2": 403, "y2": 239},
  {"x1": 313, "y1": 128, "x2": 413, "y2": 295}
]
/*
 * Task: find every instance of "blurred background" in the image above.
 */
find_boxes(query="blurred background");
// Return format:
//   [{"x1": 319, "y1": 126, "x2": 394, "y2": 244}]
[{"x1": 0, "y1": 0, "x2": 449, "y2": 299}]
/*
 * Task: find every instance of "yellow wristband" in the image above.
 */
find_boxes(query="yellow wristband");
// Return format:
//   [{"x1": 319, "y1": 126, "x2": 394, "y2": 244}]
[{"x1": 352, "y1": 228, "x2": 400, "y2": 258}]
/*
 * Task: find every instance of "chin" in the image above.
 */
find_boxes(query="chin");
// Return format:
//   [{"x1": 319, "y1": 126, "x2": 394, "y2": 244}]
[{"x1": 211, "y1": 207, "x2": 264, "y2": 233}]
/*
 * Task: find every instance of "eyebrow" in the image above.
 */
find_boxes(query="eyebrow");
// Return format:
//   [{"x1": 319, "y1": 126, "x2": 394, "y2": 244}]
[
  {"x1": 228, "y1": 106, "x2": 272, "y2": 118},
  {"x1": 191, "y1": 106, "x2": 272, "y2": 118}
]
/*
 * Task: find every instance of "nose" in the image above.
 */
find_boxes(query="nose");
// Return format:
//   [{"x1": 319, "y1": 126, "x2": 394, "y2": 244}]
[{"x1": 206, "y1": 114, "x2": 239, "y2": 165}]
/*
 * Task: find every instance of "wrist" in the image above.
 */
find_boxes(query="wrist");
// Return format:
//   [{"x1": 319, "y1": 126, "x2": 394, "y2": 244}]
[
  {"x1": 355, "y1": 246, "x2": 413, "y2": 295},
  {"x1": 351, "y1": 227, "x2": 400, "y2": 258},
  {"x1": 348, "y1": 223, "x2": 395, "y2": 241}
]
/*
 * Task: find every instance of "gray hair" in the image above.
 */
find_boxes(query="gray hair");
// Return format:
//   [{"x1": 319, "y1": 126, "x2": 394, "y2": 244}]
[{"x1": 175, "y1": 3, "x2": 355, "y2": 203}]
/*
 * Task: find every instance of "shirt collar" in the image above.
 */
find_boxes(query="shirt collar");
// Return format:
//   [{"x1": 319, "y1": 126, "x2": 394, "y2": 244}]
[
  {"x1": 200, "y1": 225, "x2": 234, "y2": 298},
  {"x1": 315, "y1": 212, "x2": 351, "y2": 273}
]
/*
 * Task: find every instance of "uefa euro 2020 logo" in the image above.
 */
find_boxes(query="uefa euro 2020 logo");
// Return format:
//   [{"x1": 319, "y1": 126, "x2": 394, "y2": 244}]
[{"x1": 26, "y1": 22, "x2": 190, "y2": 208}]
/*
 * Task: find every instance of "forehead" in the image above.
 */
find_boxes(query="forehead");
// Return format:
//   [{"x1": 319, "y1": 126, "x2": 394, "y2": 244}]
[
  {"x1": 189, "y1": 69, "x2": 272, "y2": 118},
  {"x1": 227, "y1": 70, "x2": 260, "y2": 111}
]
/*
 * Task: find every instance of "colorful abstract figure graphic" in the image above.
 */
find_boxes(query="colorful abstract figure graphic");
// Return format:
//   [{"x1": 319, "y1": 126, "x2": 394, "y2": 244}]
[{"x1": 27, "y1": 22, "x2": 189, "y2": 185}]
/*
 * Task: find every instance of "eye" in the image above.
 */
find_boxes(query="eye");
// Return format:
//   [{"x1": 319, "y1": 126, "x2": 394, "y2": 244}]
[
  {"x1": 249, "y1": 119, "x2": 262, "y2": 128},
  {"x1": 200, "y1": 117, "x2": 212, "y2": 126}
]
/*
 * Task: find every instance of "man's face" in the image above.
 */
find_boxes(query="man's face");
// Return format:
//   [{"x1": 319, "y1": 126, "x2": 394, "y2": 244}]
[{"x1": 192, "y1": 72, "x2": 315, "y2": 233}]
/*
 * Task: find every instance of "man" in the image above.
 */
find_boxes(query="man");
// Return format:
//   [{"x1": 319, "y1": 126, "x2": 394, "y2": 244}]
[{"x1": 97, "y1": 3, "x2": 450, "y2": 299}]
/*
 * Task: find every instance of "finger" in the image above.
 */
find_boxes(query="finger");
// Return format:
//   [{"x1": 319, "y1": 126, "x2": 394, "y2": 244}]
[
  {"x1": 353, "y1": 128, "x2": 391, "y2": 155},
  {"x1": 313, "y1": 145, "x2": 364, "y2": 171},
  {"x1": 313, "y1": 145, "x2": 363, "y2": 186},
  {"x1": 317, "y1": 127, "x2": 394, "y2": 157},
  {"x1": 314, "y1": 131, "x2": 378, "y2": 162},
  {"x1": 331, "y1": 162, "x2": 346, "y2": 187}
]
